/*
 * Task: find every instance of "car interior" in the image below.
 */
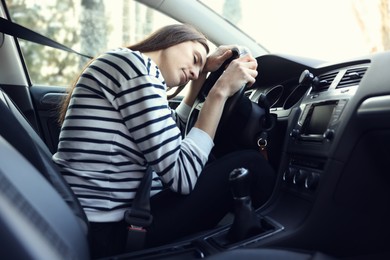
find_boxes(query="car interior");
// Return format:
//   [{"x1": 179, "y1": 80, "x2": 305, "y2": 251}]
[{"x1": 1, "y1": 0, "x2": 390, "y2": 259}]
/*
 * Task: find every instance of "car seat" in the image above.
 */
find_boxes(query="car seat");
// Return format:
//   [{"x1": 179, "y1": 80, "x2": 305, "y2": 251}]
[
  {"x1": 0, "y1": 135, "x2": 89, "y2": 259},
  {"x1": 0, "y1": 88, "x2": 89, "y2": 234}
]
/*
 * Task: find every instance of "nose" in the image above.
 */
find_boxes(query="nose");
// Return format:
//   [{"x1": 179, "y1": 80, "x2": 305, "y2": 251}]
[{"x1": 189, "y1": 67, "x2": 200, "y2": 80}]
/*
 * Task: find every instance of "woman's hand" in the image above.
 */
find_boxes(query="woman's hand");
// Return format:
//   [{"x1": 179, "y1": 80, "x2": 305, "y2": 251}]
[
  {"x1": 212, "y1": 53, "x2": 258, "y2": 98},
  {"x1": 183, "y1": 45, "x2": 238, "y2": 107},
  {"x1": 202, "y1": 45, "x2": 236, "y2": 73},
  {"x1": 194, "y1": 51, "x2": 258, "y2": 140}
]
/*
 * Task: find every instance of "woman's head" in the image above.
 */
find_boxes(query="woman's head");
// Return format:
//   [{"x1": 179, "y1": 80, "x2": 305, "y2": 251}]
[
  {"x1": 129, "y1": 24, "x2": 209, "y2": 54},
  {"x1": 129, "y1": 24, "x2": 209, "y2": 88}
]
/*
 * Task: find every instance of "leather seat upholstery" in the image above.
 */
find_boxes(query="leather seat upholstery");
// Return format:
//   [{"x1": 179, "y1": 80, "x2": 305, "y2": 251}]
[{"x1": 0, "y1": 88, "x2": 89, "y2": 234}]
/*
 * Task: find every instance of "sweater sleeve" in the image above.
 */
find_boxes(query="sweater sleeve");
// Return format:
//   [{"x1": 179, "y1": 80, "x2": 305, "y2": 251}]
[{"x1": 172, "y1": 102, "x2": 191, "y2": 135}]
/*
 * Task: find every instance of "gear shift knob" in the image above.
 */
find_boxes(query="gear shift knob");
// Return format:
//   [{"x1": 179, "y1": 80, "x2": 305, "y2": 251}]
[
  {"x1": 227, "y1": 168, "x2": 265, "y2": 242},
  {"x1": 229, "y1": 168, "x2": 250, "y2": 199}
]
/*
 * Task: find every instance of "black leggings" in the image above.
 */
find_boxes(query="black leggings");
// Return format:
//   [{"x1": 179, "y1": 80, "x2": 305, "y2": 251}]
[{"x1": 88, "y1": 150, "x2": 275, "y2": 258}]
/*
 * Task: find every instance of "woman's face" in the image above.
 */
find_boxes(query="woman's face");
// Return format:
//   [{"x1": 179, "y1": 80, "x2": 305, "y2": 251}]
[{"x1": 159, "y1": 41, "x2": 208, "y2": 87}]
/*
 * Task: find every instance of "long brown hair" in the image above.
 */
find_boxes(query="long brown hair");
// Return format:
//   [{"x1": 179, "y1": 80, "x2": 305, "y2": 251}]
[{"x1": 58, "y1": 24, "x2": 209, "y2": 125}]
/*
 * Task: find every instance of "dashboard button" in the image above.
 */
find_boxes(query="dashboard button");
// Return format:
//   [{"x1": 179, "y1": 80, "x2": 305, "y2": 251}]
[
  {"x1": 293, "y1": 169, "x2": 308, "y2": 185},
  {"x1": 323, "y1": 129, "x2": 335, "y2": 140},
  {"x1": 305, "y1": 172, "x2": 320, "y2": 190},
  {"x1": 283, "y1": 167, "x2": 297, "y2": 183},
  {"x1": 290, "y1": 129, "x2": 300, "y2": 138}
]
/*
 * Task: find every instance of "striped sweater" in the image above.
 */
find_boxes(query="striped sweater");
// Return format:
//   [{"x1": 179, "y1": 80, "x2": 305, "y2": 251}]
[{"x1": 52, "y1": 48, "x2": 214, "y2": 222}]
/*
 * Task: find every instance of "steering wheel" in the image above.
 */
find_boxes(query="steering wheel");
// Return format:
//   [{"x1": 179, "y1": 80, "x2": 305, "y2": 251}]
[
  {"x1": 185, "y1": 48, "x2": 267, "y2": 158},
  {"x1": 185, "y1": 48, "x2": 243, "y2": 135}
]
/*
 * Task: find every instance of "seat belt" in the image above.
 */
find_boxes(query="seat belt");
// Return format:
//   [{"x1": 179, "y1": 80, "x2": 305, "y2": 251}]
[
  {"x1": 124, "y1": 165, "x2": 153, "y2": 252},
  {"x1": 0, "y1": 17, "x2": 92, "y2": 59}
]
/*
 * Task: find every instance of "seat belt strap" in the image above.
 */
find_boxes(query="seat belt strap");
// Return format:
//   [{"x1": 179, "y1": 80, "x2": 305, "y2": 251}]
[
  {"x1": 0, "y1": 17, "x2": 92, "y2": 59},
  {"x1": 124, "y1": 165, "x2": 153, "y2": 252}
]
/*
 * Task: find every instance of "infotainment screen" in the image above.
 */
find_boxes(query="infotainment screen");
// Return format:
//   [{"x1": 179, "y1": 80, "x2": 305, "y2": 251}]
[{"x1": 302, "y1": 102, "x2": 337, "y2": 135}]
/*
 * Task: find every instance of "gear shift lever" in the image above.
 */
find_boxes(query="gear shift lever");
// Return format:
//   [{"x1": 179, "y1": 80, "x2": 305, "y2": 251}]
[
  {"x1": 227, "y1": 168, "x2": 265, "y2": 242},
  {"x1": 229, "y1": 167, "x2": 251, "y2": 198}
]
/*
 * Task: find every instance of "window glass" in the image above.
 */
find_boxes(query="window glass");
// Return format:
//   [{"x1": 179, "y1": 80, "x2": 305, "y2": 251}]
[
  {"x1": 7, "y1": 0, "x2": 178, "y2": 86},
  {"x1": 200, "y1": 0, "x2": 390, "y2": 62}
]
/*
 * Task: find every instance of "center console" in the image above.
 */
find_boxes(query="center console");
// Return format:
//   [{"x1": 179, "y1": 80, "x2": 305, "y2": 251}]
[{"x1": 280, "y1": 65, "x2": 368, "y2": 196}]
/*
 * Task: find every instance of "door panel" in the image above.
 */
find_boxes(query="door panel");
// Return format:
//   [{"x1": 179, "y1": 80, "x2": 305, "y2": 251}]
[{"x1": 29, "y1": 85, "x2": 67, "y2": 154}]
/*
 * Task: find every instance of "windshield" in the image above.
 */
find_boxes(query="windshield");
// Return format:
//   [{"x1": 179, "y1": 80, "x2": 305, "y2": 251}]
[{"x1": 200, "y1": 0, "x2": 389, "y2": 62}]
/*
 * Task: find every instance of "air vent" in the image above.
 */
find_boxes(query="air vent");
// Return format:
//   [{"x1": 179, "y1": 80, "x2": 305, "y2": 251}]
[
  {"x1": 311, "y1": 71, "x2": 338, "y2": 93},
  {"x1": 337, "y1": 67, "x2": 368, "y2": 88}
]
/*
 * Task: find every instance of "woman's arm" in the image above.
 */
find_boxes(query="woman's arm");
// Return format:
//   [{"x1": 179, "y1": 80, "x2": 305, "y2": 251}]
[
  {"x1": 194, "y1": 54, "x2": 258, "y2": 139},
  {"x1": 182, "y1": 71, "x2": 207, "y2": 107}
]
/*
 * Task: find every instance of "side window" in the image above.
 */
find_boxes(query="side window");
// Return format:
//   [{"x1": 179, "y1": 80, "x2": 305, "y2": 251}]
[{"x1": 7, "y1": 0, "x2": 178, "y2": 87}]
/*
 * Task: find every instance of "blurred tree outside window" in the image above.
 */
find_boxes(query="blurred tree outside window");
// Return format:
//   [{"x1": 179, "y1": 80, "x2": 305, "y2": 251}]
[{"x1": 7, "y1": 0, "x2": 178, "y2": 87}]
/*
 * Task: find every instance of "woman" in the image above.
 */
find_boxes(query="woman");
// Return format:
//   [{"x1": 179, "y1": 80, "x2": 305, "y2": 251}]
[{"x1": 53, "y1": 24, "x2": 275, "y2": 258}]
